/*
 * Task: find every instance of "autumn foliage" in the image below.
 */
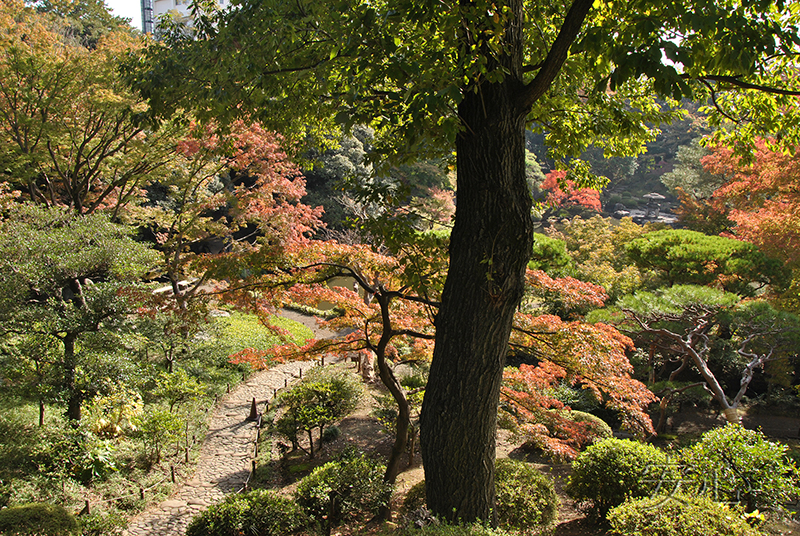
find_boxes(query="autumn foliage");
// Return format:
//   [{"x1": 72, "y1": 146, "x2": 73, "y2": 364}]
[
  {"x1": 541, "y1": 170, "x2": 602, "y2": 212},
  {"x1": 693, "y1": 140, "x2": 800, "y2": 268},
  {"x1": 240, "y1": 235, "x2": 655, "y2": 463},
  {"x1": 504, "y1": 314, "x2": 656, "y2": 460}
]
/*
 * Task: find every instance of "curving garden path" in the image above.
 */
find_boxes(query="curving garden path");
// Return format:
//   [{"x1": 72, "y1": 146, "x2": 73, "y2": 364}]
[{"x1": 123, "y1": 312, "x2": 336, "y2": 536}]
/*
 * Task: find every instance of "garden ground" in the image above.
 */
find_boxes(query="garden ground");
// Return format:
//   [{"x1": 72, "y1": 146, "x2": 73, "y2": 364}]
[{"x1": 263, "y1": 375, "x2": 800, "y2": 536}]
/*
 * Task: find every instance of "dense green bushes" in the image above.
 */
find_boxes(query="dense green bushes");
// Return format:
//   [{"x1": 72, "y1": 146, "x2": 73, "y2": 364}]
[
  {"x1": 0, "y1": 503, "x2": 79, "y2": 536},
  {"x1": 607, "y1": 493, "x2": 765, "y2": 536},
  {"x1": 566, "y1": 437, "x2": 678, "y2": 519},
  {"x1": 185, "y1": 490, "x2": 308, "y2": 536},
  {"x1": 567, "y1": 427, "x2": 799, "y2": 530},
  {"x1": 399, "y1": 459, "x2": 557, "y2": 533},
  {"x1": 681, "y1": 424, "x2": 800, "y2": 512},
  {"x1": 188, "y1": 452, "x2": 391, "y2": 535},
  {"x1": 294, "y1": 452, "x2": 392, "y2": 527}
]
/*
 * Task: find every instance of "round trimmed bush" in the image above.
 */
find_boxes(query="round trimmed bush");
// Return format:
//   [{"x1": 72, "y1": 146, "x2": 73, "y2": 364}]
[
  {"x1": 495, "y1": 458, "x2": 558, "y2": 531},
  {"x1": 185, "y1": 490, "x2": 308, "y2": 536},
  {"x1": 607, "y1": 493, "x2": 765, "y2": 536},
  {"x1": 294, "y1": 453, "x2": 392, "y2": 527},
  {"x1": 680, "y1": 423, "x2": 800, "y2": 512},
  {"x1": 570, "y1": 410, "x2": 612, "y2": 440},
  {"x1": 566, "y1": 437, "x2": 678, "y2": 519},
  {"x1": 0, "y1": 503, "x2": 79, "y2": 536}
]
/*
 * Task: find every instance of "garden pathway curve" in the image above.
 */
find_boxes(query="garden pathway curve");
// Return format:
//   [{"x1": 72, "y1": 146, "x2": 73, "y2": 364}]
[{"x1": 123, "y1": 311, "x2": 337, "y2": 536}]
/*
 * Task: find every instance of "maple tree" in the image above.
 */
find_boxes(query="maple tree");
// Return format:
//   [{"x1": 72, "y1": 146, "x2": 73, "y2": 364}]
[
  {"x1": 541, "y1": 170, "x2": 602, "y2": 213},
  {"x1": 227, "y1": 236, "x2": 440, "y2": 487},
  {"x1": 701, "y1": 140, "x2": 800, "y2": 270},
  {"x1": 0, "y1": 0, "x2": 179, "y2": 217},
  {"x1": 503, "y1": 312, "x2": 656, "y2": 460},
  {"x1": 141, "y1": 120, "x2": 323, "y2": 310},
  {"x1": 238, "y1": 233, "x2": 654, "y2": 487}
]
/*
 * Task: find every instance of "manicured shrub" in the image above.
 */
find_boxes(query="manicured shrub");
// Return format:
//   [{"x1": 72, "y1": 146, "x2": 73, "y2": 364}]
[
  {"x1": 321, "y1": 425, "x2": 341, "y2": 443},
  {"x1": 607, "y1": 493, "x2": 765, "y2": 536},
  {"x1": 680, "y1": 423, "x2": 800, "y2": 512},
  {"x1": 495, "y1": 458, "x2": 558, "y2": 531},
  {"x1": 294, "y1": 452, "x2": 392, "y2": 528},
  {"x1": 0, "y1": 503, "x2": 79, "y2": 536},
  {"x1": 275, "y1": 366, "x2": 362, "y2": 458},
  {"x1": 566, "y1": 437, "x2": 678, "y2": 519},
  {"x1": 185, "y1": 490, "x2": 308, "y2": 536}
]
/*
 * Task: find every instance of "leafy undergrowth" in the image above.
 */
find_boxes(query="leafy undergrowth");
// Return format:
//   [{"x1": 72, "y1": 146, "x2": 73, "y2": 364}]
[{"x1": 0, "y1": 310, "x2": 315, "y2": 535}]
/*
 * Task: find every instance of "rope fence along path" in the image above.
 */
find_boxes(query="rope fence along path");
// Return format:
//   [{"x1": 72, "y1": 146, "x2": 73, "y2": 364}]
[{"x1": 123, "y1": 311, "x2": 337, "y2": 536}]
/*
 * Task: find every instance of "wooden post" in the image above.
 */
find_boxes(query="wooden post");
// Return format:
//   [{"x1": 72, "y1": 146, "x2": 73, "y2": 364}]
[
  {"x1": 273, "y1": 388, "x2": 277, "y2": 398},
  {"x1": 185, "y1": 447, "x2": 189, "y2": 463},
  {"x1": 299, "y1": 368, "x2": 302, "y2": 379},
  {"x1": 171, "y1": 465, "x2": 176, "y2": 483},
  {"x1": 321, "y1": 355, "x2": 325, "y2": 366},
  {"x1": 247, "y1": 397, "x2": 258, "y2": 421},
  {"x1": 140, "y1": 488, "x2": 145, "y2": 500}
]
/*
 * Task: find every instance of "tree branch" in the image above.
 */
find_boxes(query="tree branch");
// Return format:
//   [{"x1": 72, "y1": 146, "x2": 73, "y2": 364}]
[
  {"x1": 685, "y1": 74, "x2": 800, "y2": 97},
  {"x1": 517, "y1": 0, "x2": 594, "y2": 112}
]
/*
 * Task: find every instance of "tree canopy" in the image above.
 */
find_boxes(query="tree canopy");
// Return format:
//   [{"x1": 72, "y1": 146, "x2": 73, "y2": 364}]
[{"x1": 626, "y1": 228, "x2": 789, "y2": 295}]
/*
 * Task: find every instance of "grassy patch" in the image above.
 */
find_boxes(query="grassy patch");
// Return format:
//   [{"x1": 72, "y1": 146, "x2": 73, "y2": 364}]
[{"x1": 216, "y1": 312, "x2": 313, "y2": 353}]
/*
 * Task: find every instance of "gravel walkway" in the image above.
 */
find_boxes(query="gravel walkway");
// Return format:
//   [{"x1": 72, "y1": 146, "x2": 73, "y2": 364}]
[{"x1": 123, "y1": 312, "x2": 335, "y2": 536}]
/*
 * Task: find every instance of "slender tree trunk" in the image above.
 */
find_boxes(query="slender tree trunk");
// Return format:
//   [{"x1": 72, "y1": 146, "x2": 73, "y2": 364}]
[
  {"x1": 63, "y1": 333, "x2": 82, "y2": 421},
  {"x1": 373, "y1": 293, "x2": 411, "y2": 489},
  {"x1": 420, "y1": 47, "x2": 533, "y2": 522}
]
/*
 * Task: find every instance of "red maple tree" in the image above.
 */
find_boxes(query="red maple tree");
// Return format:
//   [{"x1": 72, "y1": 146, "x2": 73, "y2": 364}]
[
  {"x1": 700, "y1": 140, "x2": 800, "y2": 268},
  {"x1": 541, "y1": 170, "x2": 602, "y2": 212},
  {"x1": 234, "y1": 236, "x2": 654, "y2": 468}
]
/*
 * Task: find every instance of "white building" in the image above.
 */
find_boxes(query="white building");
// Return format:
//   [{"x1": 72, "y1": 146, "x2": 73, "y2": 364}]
[{"x1": 141, "y1": 0, "x2": 230, "y2": 34}]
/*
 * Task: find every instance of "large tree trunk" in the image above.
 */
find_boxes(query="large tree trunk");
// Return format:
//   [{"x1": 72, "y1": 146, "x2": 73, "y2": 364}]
[{"x1": 420, "y1": 71, "x2": 533, "y2": 522}]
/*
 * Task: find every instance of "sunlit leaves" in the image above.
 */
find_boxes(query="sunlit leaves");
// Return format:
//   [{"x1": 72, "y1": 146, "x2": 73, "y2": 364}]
[
  {"x1": 0, "y1": 3, "x2": 163, "y2": 213},
  {"x1": 701, "y1": 140, "x2": 800, "y2": 270}
]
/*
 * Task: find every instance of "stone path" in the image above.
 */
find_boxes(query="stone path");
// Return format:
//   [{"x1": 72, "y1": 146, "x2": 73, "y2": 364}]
[{"x1": 123, "y1": 312, "x2": 336, "y2": 536}]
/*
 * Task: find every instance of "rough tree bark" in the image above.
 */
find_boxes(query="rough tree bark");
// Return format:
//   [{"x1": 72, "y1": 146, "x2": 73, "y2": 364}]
[
  {"x1": 420, "y1": 0, "x2": 594, "y2": 522},
  {"x1": 420, "y1": 80, "x2": 532, "y2": 523}
]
